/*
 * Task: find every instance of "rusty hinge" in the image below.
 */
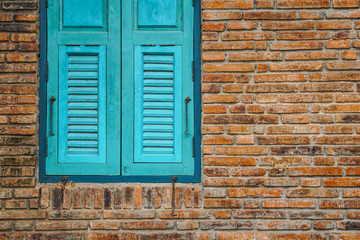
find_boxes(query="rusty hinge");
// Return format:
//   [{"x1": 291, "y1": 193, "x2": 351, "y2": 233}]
[
  {"x1": 192, "y1": 61, "x2": 194, "y2": 82},
  {"x1": 192, "y1": 136, "x2": 195, "y2": 158},
  {"x1": 45, "y1": 136, "x2": 48, "y2": 157},
  {"x1": 192, "y1": 0, "x2": 194, "y2": 7},
  {"x1": 45, "y1": 61, "x2": 48, "y2": 82},
  {"x1": 46, "y1": 0, "x2": 48, "y2": 8}
]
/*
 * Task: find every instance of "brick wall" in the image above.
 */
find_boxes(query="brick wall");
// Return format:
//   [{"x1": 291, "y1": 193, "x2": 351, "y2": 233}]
[{"x1": 1, "y1": 0, "x2": 360, "y2": 239}]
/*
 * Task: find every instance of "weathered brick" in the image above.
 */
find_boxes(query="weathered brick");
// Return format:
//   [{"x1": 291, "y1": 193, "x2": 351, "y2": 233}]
[
  {"x1": 203, "y1": 11, "x2": 243, "y2": 20},
  {"x1": 263, "y1": 21, "x2": 314, "y2": 30},
  {"x1": 277, "y1": 0, "x2": 330, "y2": 8},
  {"x1": 85, "y1": 233, "x2": 136, "y2": 240},
  {"x1": 202, "y1": 0, "x2": 254, "y2": 9}
]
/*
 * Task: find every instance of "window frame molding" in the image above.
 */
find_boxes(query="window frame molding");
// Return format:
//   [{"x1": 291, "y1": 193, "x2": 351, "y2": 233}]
[{"x1": 39, "y1": 0, "x2": 201, "y2": 183}]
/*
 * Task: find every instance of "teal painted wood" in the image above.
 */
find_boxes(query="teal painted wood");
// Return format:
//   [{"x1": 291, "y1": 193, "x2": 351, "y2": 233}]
[
  {"x1": 58, "y1": 46, "x2": 106, "y2": 164},
  {"x1": 138, "y1": 0, "x2": 177, "y2": 28},
  {"x1": 46, "y1": 0, "x2": 120, "y2": 175},
  {"x1": 62, "y1": 0, "x2": 104, "y2": 28},
  {"x1": 134, "y1": 46, "x2": 182, "y2": 163},
  {"x1": 122, "y1": 0, "x2": 194, "y2": 176}
]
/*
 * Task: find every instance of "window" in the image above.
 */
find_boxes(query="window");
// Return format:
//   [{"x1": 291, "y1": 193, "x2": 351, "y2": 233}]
[{"x1": 39, "y1": 0, "x2": 200, "y2": 182}]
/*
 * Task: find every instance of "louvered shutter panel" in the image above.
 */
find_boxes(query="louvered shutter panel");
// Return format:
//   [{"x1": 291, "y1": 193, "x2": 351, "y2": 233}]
[
  {"x1": 122, "y1": 0, "x2": 194, "y2": 176},
  {"x1": 134, "y1": 46, "x2": 182, "y2": 163},
  {"x1": 58, "y1": 46, "x2": 106, "y2": 164},
  {"x1": 46, "y1": 0, "x2": 120, "y2": 175}
]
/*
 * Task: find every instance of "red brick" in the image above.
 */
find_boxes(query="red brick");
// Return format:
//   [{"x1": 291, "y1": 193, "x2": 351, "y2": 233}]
[
  {"x1": 244, "y1": 11, "x2": 296, "y2": 19},
  {"x1": 229, "y1": 188, "x2": 281, "y2": 198},
  {"x1": 246, "y1": 84, "x2": 297, "y2": 93},
  {"x1": 285, "y1": 51, "x2": 338, "y2": 60},
  {"x1": 202, "y1": 0, "x2": 254, "y2": 9},
  {"x1": 202, "y1": 32, "x2": 218, "y2": 41},
  {"x1": 203, "y1": 11, "x2": 243, "y2": 20},
  {"x1": 229, "y1": 52, "x2": 281, "y2": 61},
  {"x1": 203, "y1": 41, "x2": 254, "y2": 51},
  {"x1": 255, "y1": 0, "x2": 274, "y2": 8},
  {"x1": 84, "y1": 233, "x2": 136, "y2": 240},
  {"x1": 204, "y1": 63, "x2": 255, "y2": 72},
  {"x1": 277, "y1": 0, "x2": 330, "y2": 8},
  {"x1": 263, "y1": 21, "x2": 314, "y2": 30},
  {"x1": 333, "y1": 0, "x2": 359, "y2": 8},
  {"x1": 227, "y1": 21, "x2": 258, "y2": 30},
  {"x1": 262, "y1": 199, "x2": 316, "y2": 208},
  {"x1": 269, "y1": 62, "x2": 322, "y2": 71},
  {"x1": 203, "y1": 22, "x2": 225, "y2": 32},
  {"x1": 327, "y1": 10, "x2": 360, "y2": 18},
  {"x1": 202, "y1": 52, "x2": 225, "y2": 61},
  {"x1": 299, "y1": 11, "x2": 324, "y2": 19},
  {"x1": 215, "y1": 146, "x2": 268, "y2": 155},
  {"x1": 203, "y1": 136, "x2": 234, "y2": 145},
  {"x1": 223, "y1": 84, "x2": 244, "y2": 92},
  {"x1": 218, "y1": 233, "x2": 271, "y2": 240},
  {"x1": 326, "y1": 40, "x2": 351, "y2": 49},
  {"x1": 203, "y1": 94, "x2": 238, "y2": 103},
  {"x1": 317, "y1": 20, "x2": 352, "y2": 29},
  {"x1": 342, "y1": 51, "x2": 357, "y2": 60},
  {"x1": 314, "y1": 157, "x2": 336, "y2": 166},
  {"x1": 273, "y1": 233, "x2": 326, "y2": 240}
]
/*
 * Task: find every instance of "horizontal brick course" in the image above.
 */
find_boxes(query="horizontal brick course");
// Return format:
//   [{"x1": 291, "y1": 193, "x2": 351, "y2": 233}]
[{"x1": 1, "y1": 0, "x2": 360, "y2": 238}]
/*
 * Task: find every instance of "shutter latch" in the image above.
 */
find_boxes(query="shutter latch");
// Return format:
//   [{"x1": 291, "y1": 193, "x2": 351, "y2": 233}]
[
  {"x1": 45, "y1": 61, "x2": 48, "y2": 82},
  {"x1": 184, "y1": 97, "x2": 191, "y2": 135},
  {"x1": 192, "y1": 61, "x2": 194, "y2": 82},
  {"x1": 171, "y1": 176, "x2": 177, "y2": 216}
]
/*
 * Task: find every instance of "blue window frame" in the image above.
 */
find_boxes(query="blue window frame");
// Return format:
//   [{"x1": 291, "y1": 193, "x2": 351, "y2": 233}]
[{"x1": 39, "y1": 0, "x2": 201, "y2": 183}]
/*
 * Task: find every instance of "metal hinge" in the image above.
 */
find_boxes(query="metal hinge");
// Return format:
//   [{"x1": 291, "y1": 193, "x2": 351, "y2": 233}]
[
  {"x1": 45, "y1": 61, "x2": 48, "y2": 82},
  {"x1": 192, "y1": 136, "x2": 195, "y2": 158},
  {"x1": 46, "y1": 0, "x2": 48, "y2": 8},
  {"x1": 192, "y1": 61, "x2": 194, "y2": 82},
  {"x1": 45, "y1": 136, "x2": 48, "y2": 157},
  {"x1": 192, "y1": 0, "x2": 194, "y2": 7}
]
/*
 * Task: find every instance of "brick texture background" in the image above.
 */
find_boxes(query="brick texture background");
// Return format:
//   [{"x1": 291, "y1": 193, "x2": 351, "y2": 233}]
[{"x1": 1, "y1": 0, "x2": 360, "y2": 239}]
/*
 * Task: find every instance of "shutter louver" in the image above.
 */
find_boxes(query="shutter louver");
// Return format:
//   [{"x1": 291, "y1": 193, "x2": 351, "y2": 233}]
[
  {"x1": 58, "y1": 46, "x2": 106, "y2": 164},
  {"x1": 134, "y1": 46, "x2": 182, "y2": 163}
]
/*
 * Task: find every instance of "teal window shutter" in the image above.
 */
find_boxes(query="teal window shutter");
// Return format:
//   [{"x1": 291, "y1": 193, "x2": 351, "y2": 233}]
[
  {"x1": 122, "y1": 0, "x2": 194, "y2": 176},
  {"x1": 46, "y1": 0, "x2": 120, "y2": 175},
  {"x1": 46, "y1": 0, "x2": 194, "y2": 178}
]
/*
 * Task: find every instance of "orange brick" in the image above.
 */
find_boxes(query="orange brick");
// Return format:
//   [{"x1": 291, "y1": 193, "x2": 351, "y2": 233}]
[
  {"x1": 333, "y1": 0, "x2": 359, "y2": 8},
  {"x1": 202, "y1": 22, "x2": 225, "y2": 32},
  {"x1": 277, "y1": 31, "x2": 330, "y2": 40},
  {"x1": 269, "y1": 62, "x2": 322, "y2": 71},
  {"x1": 326, "y1": 40, "x2": 351, "y2": 49},
  {"x1": 203, "y1": 11, "x2": 243, "y2": 20},
  {"x1": 263, "y1": 21, "x2": 314, "y2": 30},
  {"x1": 202, "y1": 0, "x2": 254, "y2": 9},
  {"x1": 202, "y1": 84, "x2": 220, "y2": 93},
  {"x1": 277, "y1": 0, "x2": 330, "y2": 8},
  {"x1": 227, "y1": 21, "x2": 258, "y2": 30},
  {"x1": 202, "y1": 52, "x2": 225, "y2": 61},
  {"x1": 203, "y1": 41, "x2": 254, "y2": 50},
  {"x1": 203, "y1": 136, "x2": 234, "y2": 145},
  {"x1": 270, "y1": 41, "x2": 323, "y2": 50},
  {"x1": 203, "y1": 105, "x2": 227, "y2": 114},
  {"x1": 285, "y1": 51, "x2": 338, "y2": 60},
  {"x1": 229, "y1": 52, "x2": 281, "y2": 61},
  {"x1": 236, "y1": 136, "x2": 255, "y2": 145},
  {"x1": 244, "y1": 11, "x2": 296, "y2": 19},
  {"x1": 203, "y1": 94, "x2": 238, "y2": 103},
  {"x1": 204, "y1": 63, "x2": 255, "y2": 72},
  {"x1": 342, "y1": 51, "x2": 357, "y2": 60},
  {"x1": 317, "y1": 20, "x2": 352, "y2": 30}
]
